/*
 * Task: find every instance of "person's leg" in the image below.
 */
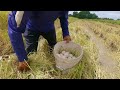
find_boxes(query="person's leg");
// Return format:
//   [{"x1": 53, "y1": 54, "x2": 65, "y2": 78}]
[
  {"x1": 42, "y1": 29, "x2": 57, "y2": 53},
  {"x1": 23, "y1": 29, "x2": 40, "y2": 55}
]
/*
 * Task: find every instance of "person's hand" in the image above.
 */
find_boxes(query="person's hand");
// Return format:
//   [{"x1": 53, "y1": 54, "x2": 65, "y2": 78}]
[
  {"x1": 63, "y1": 35, "x2": 71, "y2": 43},
  {"x1": 17, "y1": 61, "x2": 30, "y2": 72}
]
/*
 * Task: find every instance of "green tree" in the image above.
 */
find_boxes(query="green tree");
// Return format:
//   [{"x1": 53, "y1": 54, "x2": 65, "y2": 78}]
[
  {"x1": 71, "y1": 11, "x2": 98, "y2": 19},
  {"x1": 73, "y1": 11, "x2": 79, "y2": 18}
]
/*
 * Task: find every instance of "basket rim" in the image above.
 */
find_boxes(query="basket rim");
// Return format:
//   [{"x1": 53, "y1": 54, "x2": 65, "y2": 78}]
[{"x1": 53, "y1": 41, "x2": 84, "y2": 62}]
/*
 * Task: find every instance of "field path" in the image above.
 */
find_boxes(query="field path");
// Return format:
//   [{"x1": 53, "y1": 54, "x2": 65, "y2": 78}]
[{"x1": 82, "y1": 21, "x2": 119, "y2": 74}]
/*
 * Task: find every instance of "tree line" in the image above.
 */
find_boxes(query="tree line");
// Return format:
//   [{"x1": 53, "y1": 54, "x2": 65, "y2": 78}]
[{"x1": 69, "y1": 11, "x2": 120, "y2": 20}]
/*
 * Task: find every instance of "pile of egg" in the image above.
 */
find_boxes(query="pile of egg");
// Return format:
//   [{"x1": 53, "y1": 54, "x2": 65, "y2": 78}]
[{"x1": 56, "y1": 51, "x2": 77, "y2": 60}]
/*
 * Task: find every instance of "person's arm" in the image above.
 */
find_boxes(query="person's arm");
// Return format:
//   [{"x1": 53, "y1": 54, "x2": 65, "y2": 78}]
[
  {"x1": 8, "y1": 11, "x2": 32, "y2": 62},
  {"x1": 59, "y1": 11, "x2": 71, "y2": 42}
]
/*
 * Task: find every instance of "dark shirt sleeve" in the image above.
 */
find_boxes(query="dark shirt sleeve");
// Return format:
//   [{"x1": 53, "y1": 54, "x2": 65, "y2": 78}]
[
  {"x1": 8, "y1": 11, "x2": 32, "y2": 62},
  {"x1": 59, "y1": 11, "x2": 70, "y2": 38}
]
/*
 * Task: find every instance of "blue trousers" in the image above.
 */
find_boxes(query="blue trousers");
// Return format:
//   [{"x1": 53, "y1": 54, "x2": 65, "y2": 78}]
[{"x1": 23, "y1": 29, "x2": 57, "y2": 55}]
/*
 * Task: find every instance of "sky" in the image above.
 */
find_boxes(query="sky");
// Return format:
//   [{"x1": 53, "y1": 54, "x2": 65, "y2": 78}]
[{"x1": 69, "y1": 11, "x2": 120, "y2": 20}]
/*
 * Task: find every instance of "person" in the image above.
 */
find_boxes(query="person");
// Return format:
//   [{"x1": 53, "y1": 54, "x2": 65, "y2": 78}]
[{"x1": 8, "y1": 11, "x2": 71, "y2": 72}]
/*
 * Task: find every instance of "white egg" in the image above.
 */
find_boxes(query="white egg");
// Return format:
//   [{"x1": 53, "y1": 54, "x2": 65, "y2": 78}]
[
  {"x1": 59, "y1": 50, "x2": 78, "y2": 60},
  {"x1": 66, "y1": 52, "x2": 70, "y2": 54},
  {"x1": 64, "y1": 52, "x2": 70, "y2": 57},
  {"x1": 61, "y1": 53, "x2": 65, "y2": 56},
  {"x1": 69, "y1": 54, "x2": 73, "y2": 57},
  {"x1": 67, "y1": 57, "x2": 72, "y2": 60},
  {"x1": 62, "y1": 56, "x2": 67, "y2": 59},
  {"x1": 56, "y1": 54, "x2": 61, "y2": 57},
  {"x1": 0, "y1": 56, "x2": 2, "y2": 60},
  {"x1": 62, "y1": 51, "x2": 66, "y2": 54},
  {"x1": 59, "y1": 54, "x2": 63, "y2": 57},
  {"x1": 72, "y1": 57, "x2": 76, "y2": 59}
]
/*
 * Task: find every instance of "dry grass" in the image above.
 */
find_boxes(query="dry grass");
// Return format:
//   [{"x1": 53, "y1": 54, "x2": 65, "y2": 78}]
[
  {"x1": 0, "y1": 15, "x2": 98, "y2": 78},
  {"x1": 0, "y1": 11, "x2": 13, "y2": 55},
  {"x1": 0, "y1": 11, "x2": 120, "y2": 79},
  {"x1": 0, "y1": 34, "x2": 98, "y2": 79}
]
